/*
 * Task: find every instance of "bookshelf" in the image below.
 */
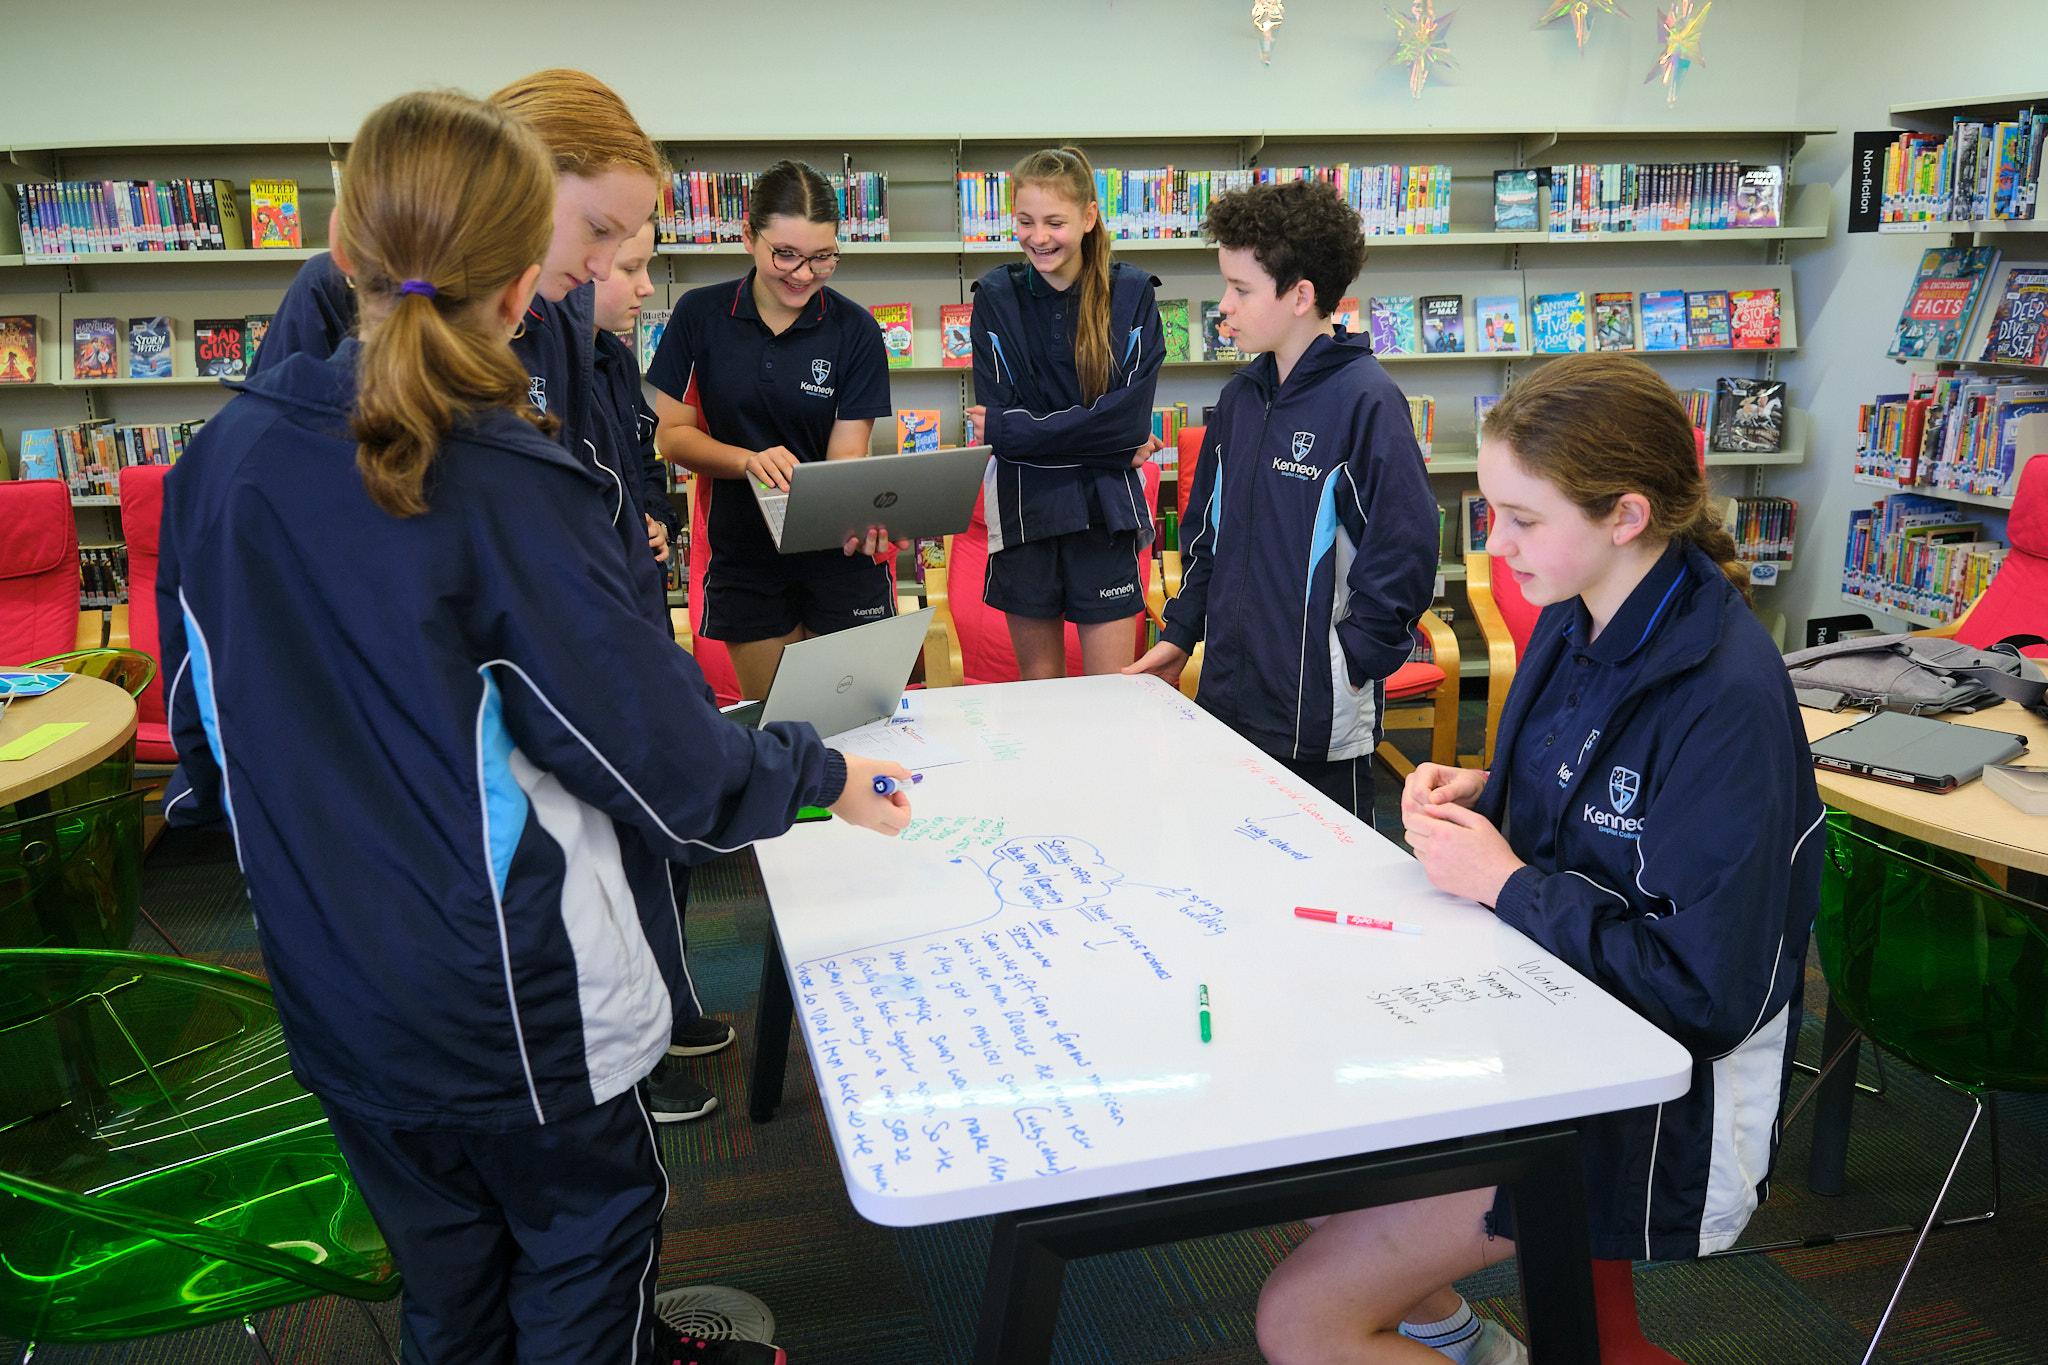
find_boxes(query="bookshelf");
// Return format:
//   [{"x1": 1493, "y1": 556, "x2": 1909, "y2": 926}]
[{"x1": 3, "y1": 125, "x2": 1829, "y2": 646}]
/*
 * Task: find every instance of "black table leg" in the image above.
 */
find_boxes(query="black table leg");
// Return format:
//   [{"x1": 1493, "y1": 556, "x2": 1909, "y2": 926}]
[
  {"x1": 972, "y1": 1214, "x2": 1070, "y2": 1365},
  {"x1": 1807, "y1": 992, "x2": 1860, "y2": 1196},
  {"x1": 747, "y1": 929, "x2": 794, "y2": 1123},
  {"x1": 1504, "y1": 1130, "x2": 1600, "y2": 1362}
]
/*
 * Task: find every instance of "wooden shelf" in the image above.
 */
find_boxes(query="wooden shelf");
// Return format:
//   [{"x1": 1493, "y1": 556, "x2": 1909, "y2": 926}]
[
  {"x1": 4, "y1": 248, "x2": 322, "y2": 269},
  {"x1": 1850, "y1": 473, "x2": 2016, "y2": 511},
  {"x1": 15, "y1": 376, "x2": 232, "y2": 390}
]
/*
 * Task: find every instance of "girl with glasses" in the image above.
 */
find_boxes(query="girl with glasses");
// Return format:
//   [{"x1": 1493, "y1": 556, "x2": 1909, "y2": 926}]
[{"x1": 648, "y1": 160, "x2": 898, "y2": 700}]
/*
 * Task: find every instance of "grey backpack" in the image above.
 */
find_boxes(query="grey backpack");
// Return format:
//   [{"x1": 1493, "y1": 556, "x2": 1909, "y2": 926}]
[{"x1": 1783, "y1": 634, "x2": 2048, "y2": 717}]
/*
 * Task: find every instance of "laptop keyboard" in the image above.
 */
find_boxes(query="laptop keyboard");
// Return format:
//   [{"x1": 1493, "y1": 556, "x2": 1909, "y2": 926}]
[{"x1": 757, "y1": 492, "x2": 789, "y2": 545}]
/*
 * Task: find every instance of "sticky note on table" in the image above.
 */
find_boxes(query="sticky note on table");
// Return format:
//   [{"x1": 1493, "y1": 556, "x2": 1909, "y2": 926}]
[{"x1": 0, "y1": 722, "x2": 88, "y2": 761}]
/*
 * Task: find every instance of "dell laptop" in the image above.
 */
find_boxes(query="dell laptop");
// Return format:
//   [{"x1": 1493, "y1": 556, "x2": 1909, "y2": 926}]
[
  {"x1": 751, "y1": 446, "x2": 990, "y2": 554},
  {"x1": 722, "y1": 607, "x2": 933, "y2": 739}
]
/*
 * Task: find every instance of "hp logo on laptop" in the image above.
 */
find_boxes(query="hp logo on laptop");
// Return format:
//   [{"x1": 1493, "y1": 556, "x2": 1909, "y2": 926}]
[{"x1": 874, "y1": 492, "x2": 899, "y2": 508}]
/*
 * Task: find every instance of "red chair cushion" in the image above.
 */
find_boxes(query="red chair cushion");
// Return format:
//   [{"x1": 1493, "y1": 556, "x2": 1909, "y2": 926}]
[
  {"x1": 0, "y1": 480, "x2": 80, "y2": 666},
  {"x1": 1953, "y1": 454, "x2": 2048, "y2": 658},
  {"x1": 1175, "y1": 425, "x2": 1207, "y2": 524},
  {"x1": 120, "y1": 465, "x2": 170, "y2": 728},
  {"x1": 1487, "y1": 552, "x2": 1543, "y2": 662},
  {"x1": 1384, "y1": 660, "x2": 1447, "y2": 700},
  {"x1": 135, "y1": 721, "x2": 178, "y2": 766}
]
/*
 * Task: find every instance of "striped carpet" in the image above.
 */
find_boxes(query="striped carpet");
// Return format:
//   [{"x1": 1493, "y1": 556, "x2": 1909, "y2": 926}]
[{"x1": 8, "y1": 807, "x2": 2048, "y2": 1365}]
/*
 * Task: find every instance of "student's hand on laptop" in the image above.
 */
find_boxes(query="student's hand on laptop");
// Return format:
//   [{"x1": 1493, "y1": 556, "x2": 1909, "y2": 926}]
[
  {"x1": 1124, "y1": 640, "x2": 1189, "y2": 686},
  {"x1": 1133, "y1": 434, "x2": 1167, "y2": 468},
  {"x1": 831, "y1": 756, "x2": 914, "y2": 836},
  {"x1": 746, "y1": 445, "x2": 800, "y2": 492},
  {"x1": 844, "y1": 523, "x2": 895, "y2": 557},
  {"x1": 966, "y1": 405, "x2": 986, "y2": 438}
]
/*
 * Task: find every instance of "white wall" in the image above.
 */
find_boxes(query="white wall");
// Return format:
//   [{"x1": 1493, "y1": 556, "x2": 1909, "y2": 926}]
[{"x1": 1, "y1": 0, "x2": 1801, "y2": 141}]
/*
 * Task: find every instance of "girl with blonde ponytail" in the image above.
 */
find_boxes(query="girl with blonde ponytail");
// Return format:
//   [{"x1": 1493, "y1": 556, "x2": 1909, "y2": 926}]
[
  {"x1": 966, "y1": 146, "x2": 1166, "y2": 679},
  {"x1": 1255, "y1": 352, "x2": 1824, "y2": 1365},
  {"x1": 155, "y1": 88, "x2": 906, "y2": 1365}
]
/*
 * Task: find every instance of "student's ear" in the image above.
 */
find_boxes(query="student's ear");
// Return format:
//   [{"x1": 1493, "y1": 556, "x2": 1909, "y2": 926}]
[
  {"x1": 1294, "y1": 279, "x2": 1319, "y2": 318},
  {"x1": 328, "y1": 209, "x2": 352, "y2": 277},
  {"x1": 1083, "y1": 200, "x2": 1100, "y2": 234},
  {"x1": 494, "y1": 264, "x2": 544, "y2": 336},
  {"x1": 1610, "y1": 492, "x2": 1653, "y2": 546}
]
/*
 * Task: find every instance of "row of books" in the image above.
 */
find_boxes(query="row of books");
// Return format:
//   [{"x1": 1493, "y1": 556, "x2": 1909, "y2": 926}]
[
  {"x1": 1472, "y1": 378, "x2": 1785, "y2": 454},
  {"x1": 79, "y1": 547, "x2": 129, "y2": 609},
  {"x1": 1148, "y1": 404, "x2": 1192, "y2": 474},
  {"x1": 1841, "y1": 493, "x2": 2007, "y2": 623},
  {"x1": 1855, "y1": 370, "x2": 2047, "y2": 498},
  {"x1": 656, "y1": 170, "x2": 889, "y2": 245},
  {"x1": 14, "y1": 418, "x2": 200, "y2": 495},
  {"x1": 1321, "y1": 287, "x2": 1781, "y2": 359},
  {"x1": 1879, "y1": 114, "x2": 2047, "y2": 223},
  {"x1": 12, "y1": 178, "x2": 301, "y2": 256},
  {"x1": 0, "y1": 314, "x2": 269, "y2": 382},
  {"x1": 1493, "y1": 164, "x2": 1786, "y2": 234},
  {"x1": 1720, "y1": 496, "x2": 1798, "y2": 564},
  {"x1": 1893, "y1": 248, "x2": 2048, "y2": 365}
]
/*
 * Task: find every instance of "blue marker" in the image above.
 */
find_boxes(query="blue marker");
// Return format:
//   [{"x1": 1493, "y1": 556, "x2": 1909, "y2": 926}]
[{"x1": 872, "y1": 773, "x2": 924, "y2": 796}]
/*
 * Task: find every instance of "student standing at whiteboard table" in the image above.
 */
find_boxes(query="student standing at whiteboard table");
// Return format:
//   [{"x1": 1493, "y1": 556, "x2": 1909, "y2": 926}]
[
  {"x1": 966, "y1": 146, "x2": 1166, "y2": 679},
  {"x1": 1255, "y1": 354, "x2": 1824, "y2": 1365},
  {"x1": 649, "y1": 160, "x2": 898, "y2": 701}
]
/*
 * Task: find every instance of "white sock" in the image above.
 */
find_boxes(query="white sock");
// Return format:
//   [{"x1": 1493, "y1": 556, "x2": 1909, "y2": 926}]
[{"x1": 1400, "y1": 1297, "x2": 1483, "y2": 1363}]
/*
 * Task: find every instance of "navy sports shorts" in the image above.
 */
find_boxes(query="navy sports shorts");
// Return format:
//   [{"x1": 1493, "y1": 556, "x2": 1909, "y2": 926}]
[
  {"x1": 984, "y1": 526, "x2": 1144, "y2": 625},
  {"x1": 702, "y1": 554, "x2": 894, "y2": 643}
]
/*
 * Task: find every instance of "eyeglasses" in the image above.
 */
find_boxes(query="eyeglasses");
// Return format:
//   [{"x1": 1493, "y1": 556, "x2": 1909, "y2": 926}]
[{"x1": 767, "y1": 245, "x2": 841, "y2": 277}]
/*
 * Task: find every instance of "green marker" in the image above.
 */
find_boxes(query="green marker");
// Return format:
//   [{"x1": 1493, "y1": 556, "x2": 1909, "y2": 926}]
[{"x1": 1199, "y1": 984, "x2": 1212, "y2": 1043}]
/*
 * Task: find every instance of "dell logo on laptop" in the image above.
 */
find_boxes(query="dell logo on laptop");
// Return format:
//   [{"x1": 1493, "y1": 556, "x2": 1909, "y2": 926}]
[
  {"x1": 874, "y1": 492, "x2": 898, "y2": 508},
  {"x1": 836, "y1": 675, "x2": 855, "y2": 694}
]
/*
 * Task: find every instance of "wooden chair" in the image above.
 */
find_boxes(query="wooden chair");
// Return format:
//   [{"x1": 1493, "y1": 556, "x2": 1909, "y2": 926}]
[
  {"x1": 1374, "y1": 614, "x2": 1462, "y2": 778},
  {"x1": 1463, "y1": 550, "x2": 1543, "y2": 768}
]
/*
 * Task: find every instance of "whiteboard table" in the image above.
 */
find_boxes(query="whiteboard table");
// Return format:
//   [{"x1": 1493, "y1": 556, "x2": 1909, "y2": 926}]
[{"x1": 746, "y1": 675, "x2": 1692, "y2": 1363}]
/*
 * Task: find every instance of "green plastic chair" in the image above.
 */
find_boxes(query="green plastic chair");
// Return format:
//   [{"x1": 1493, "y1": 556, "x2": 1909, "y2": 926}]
[
  {"x1": 22, "y1": 649, "x2": 157, "y2": 701},
  {"x1": 0, "y1": 657, "x2": 146, "y2": 825},
  {"x1": 0, "y1": 789, "x2": 182, "y2": 958},
  {"x1": 0, "y1": 949, "x2": 401, "y2": 1362},
  {"x1": 1809, "y1": 813, "x2": 2048, "y2": 1365}
]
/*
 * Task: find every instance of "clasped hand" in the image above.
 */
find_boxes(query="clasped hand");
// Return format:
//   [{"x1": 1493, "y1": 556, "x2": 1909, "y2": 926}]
[{"x1": 1400, "y1": 763, "x2": 1524, "y2": 909}]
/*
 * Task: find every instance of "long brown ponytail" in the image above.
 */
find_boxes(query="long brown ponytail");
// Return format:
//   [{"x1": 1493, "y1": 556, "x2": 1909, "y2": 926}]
[
  {"x1": 1012, "y1": 147, "x2": 1113, "y2": 403},
  {"x1": 1480, "y1": 353, "x2": 1752, "y2": 602},
  {"x1": 338, "y1": 91, "x2": 557, "y2": 517}
]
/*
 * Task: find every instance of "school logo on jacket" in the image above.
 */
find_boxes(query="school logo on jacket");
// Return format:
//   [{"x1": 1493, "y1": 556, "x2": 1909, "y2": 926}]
[
  {"x1": 802, "y1": 358, "x2": 836, "y2": 399},
  {"x1": 1609, "y1": 765, "x2": 1641, "y2": 814},
  {"x1": 1582, "y1": 764, "x2": 1647, "y2": 838},
  {"x1": 1272, "y1": 432, "x2": 1321, "y2": 481},
  {"x1": 528, "y1": 375, "x2": 548, "y2": 414}
]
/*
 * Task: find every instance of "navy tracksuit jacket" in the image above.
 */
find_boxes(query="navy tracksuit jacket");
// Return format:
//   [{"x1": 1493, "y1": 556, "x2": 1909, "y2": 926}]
[
  {"x1": 1481, "y1": 539, "x2": 1824, "y2": 1259},
  {"x1": 1161, "y1": 331, "x2": 1439, "y2": 763}
]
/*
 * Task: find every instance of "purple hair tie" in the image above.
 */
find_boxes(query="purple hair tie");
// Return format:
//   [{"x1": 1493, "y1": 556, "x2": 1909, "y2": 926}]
[{"x1": 398, "y1": 279, "x2": 438, "y2": 298}]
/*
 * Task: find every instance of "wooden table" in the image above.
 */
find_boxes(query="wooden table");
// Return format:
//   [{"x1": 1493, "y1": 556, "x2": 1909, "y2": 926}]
[
  {"x1": 746, "y1": 674, "x2": 1692, "y2": 1363},
  {"x1": 1803, "y1": 705, "x2": 2048, "y2": 876},
  {"x1": 0, "y1": 674, "x2": 138, "y2": 809},
  {"x1": 1801, "y1": 702, "x2": 2047, "y2": 1196}
]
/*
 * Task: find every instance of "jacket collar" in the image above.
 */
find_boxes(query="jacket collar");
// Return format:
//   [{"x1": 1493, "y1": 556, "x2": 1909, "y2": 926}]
[{"x1": 1238, "y1": 329, "x2": 1377, "y2": 400}]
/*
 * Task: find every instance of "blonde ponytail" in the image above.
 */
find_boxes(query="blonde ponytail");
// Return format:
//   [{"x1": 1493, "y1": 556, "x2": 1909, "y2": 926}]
[{"x1": 336, "y1": 91, "x2": 557, "y2": 517}]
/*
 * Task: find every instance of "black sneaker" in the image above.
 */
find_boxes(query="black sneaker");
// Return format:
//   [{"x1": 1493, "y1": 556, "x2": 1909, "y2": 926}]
[
  {"x1": 668, "y1": 1014, "x2": 738, "y2": 1057},
  {"x1": 645, "y1": 1057, "x2": 718, "y2": 1123},
  {"x1": 651, "y1": 1317, "x2": 785, "y2": 1365}
]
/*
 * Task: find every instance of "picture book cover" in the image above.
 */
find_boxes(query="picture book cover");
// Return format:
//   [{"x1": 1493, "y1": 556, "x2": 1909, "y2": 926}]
[
  {"x1": 18, "y1": 429, "x2": 59, "y2": 481},
  {"x1": 1155, "y1": 299, "x2": 1189, "y2": 363},
  {"x1": 1201, "y1": 301, "x2": 1242, "y2": 361},
  {"x1": 1530, "y1": 292, "x2": 1588, "y2": 354},
  {"x1": 193, "y1": 317, "x2": 249, "y2": 378},
  {"x1": 1592, "y1": 292, "x2": 1636, "y2": 351},
  {"x1": 1686, "y1": 291, "x2": 1733, "y2": 349},
  {"x1": 1891, "y1": 246, "x2": 2001, "y2": 360},
  {"x1": 1475, "y1": 295, "x2": 1521, "y2": 353},
  {"x1": 868, "y1": 302, "x2": 913, "y2": 368},
  {"x1": 1460, "y1": 491, "x2": 1491, "y2": 555},
  {"x1": 1729, "y1": 289, "x2": 1781, "y2": 349},
  {"x1": 941, "y1": 302, "x2": 975, "y2": 367},
  {"x1": 1983, "y1": 268, "x2": 2048, "y2": 365},
  {"x1": 1420, "y1": 295, "x2": 1464, "y2": 353},
  {"x1": 1368, "y1": 295, "x2": 1418, "y2": 356},
  {"x1": 72, "y1": 317, "x2": 118, "y2": 379},
  {"x1": 1733, "y1": 165, "x2": 1784, "y2": 229},
  {"x1": 245, "y1": 314, "x2": 274, "y2": 366},
  {"x1": 127, "y1": 316, "x2": 172, "y2": 379},
  {"x1": 1640, "y1": 290, "x2": 1689, "y2": 349},
  {"x1": 896, "y1": 408, "x2": 941, "y2": 453},
  {"x1": 1711, "y1": 378, "x2": 1787, "y2": 454},
  {"x1": 1331, "y1": 296, "x2": 1361, "y2": 337},
  {"x1": 0, "y1": 315, "x2": 35, "y2": 383},
  {"x1": 636, "y1": 306, "x2": 670, "y2": 372},
  {"x1": 1494, "y1": 169, "x2": 1539, "y2": 232},
  {"x1": 248, "y1": 179, "x2": 301, "y2": 248}
]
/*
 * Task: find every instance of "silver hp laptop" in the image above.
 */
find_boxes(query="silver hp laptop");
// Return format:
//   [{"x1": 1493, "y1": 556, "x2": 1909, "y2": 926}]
[
  {"x1": 723, "y1": 608, "x2": 934, "y2": 738},
  {"x1": 751, "y1": 446, "x2": 991, "y2": 554}
]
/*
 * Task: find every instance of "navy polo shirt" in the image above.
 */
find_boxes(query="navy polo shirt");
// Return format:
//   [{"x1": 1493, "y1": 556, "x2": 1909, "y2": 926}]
[
  {"x1": 646, "y1": 274, "x2": 891, "y2": 571},
  {"x1": 1502, "y1": 541, "x2": 1692, "y2": 871}
]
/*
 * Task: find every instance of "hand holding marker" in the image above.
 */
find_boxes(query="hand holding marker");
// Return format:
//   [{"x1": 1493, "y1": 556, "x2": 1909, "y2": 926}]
[{"x1": 873, "y1": 772, "x2": 923, "y2": 796}]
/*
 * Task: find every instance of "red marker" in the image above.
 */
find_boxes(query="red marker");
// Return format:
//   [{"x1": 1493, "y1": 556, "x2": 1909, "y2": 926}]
[{"x1": 1294, "y1": 906, "x2": 1422, "y2": 935}]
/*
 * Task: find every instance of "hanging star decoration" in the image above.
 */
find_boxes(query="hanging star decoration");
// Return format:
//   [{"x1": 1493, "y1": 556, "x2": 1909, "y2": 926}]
[
  {"x1": 1645, "y1": 0, "x2": 1710, "y2": 106},
  {"x1": 1536, "y1": 0, "x2": 1629, "y2": 52},
  {"x1": 1251, "y1": 0, "x2": 1285, "y2": 63},
  {"x1": 1385, "y1": 0, "x2": 1457, "y2": 99}
]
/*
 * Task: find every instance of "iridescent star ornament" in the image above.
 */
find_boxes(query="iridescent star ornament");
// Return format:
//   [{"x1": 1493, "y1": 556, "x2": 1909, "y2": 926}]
[
  {"x1": 1645, "y1": 0, "x2": 1710, "y2": 106},
  {"x1": 1252, "y1": 0, "x2": 1284, "y2": 64},
  {"x1": 1537, "y1": 0, "x2": 1629, "y2": 51},
  {"x1": 1386, "y1": 0, "x2": 1458, "y2": 99}
]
